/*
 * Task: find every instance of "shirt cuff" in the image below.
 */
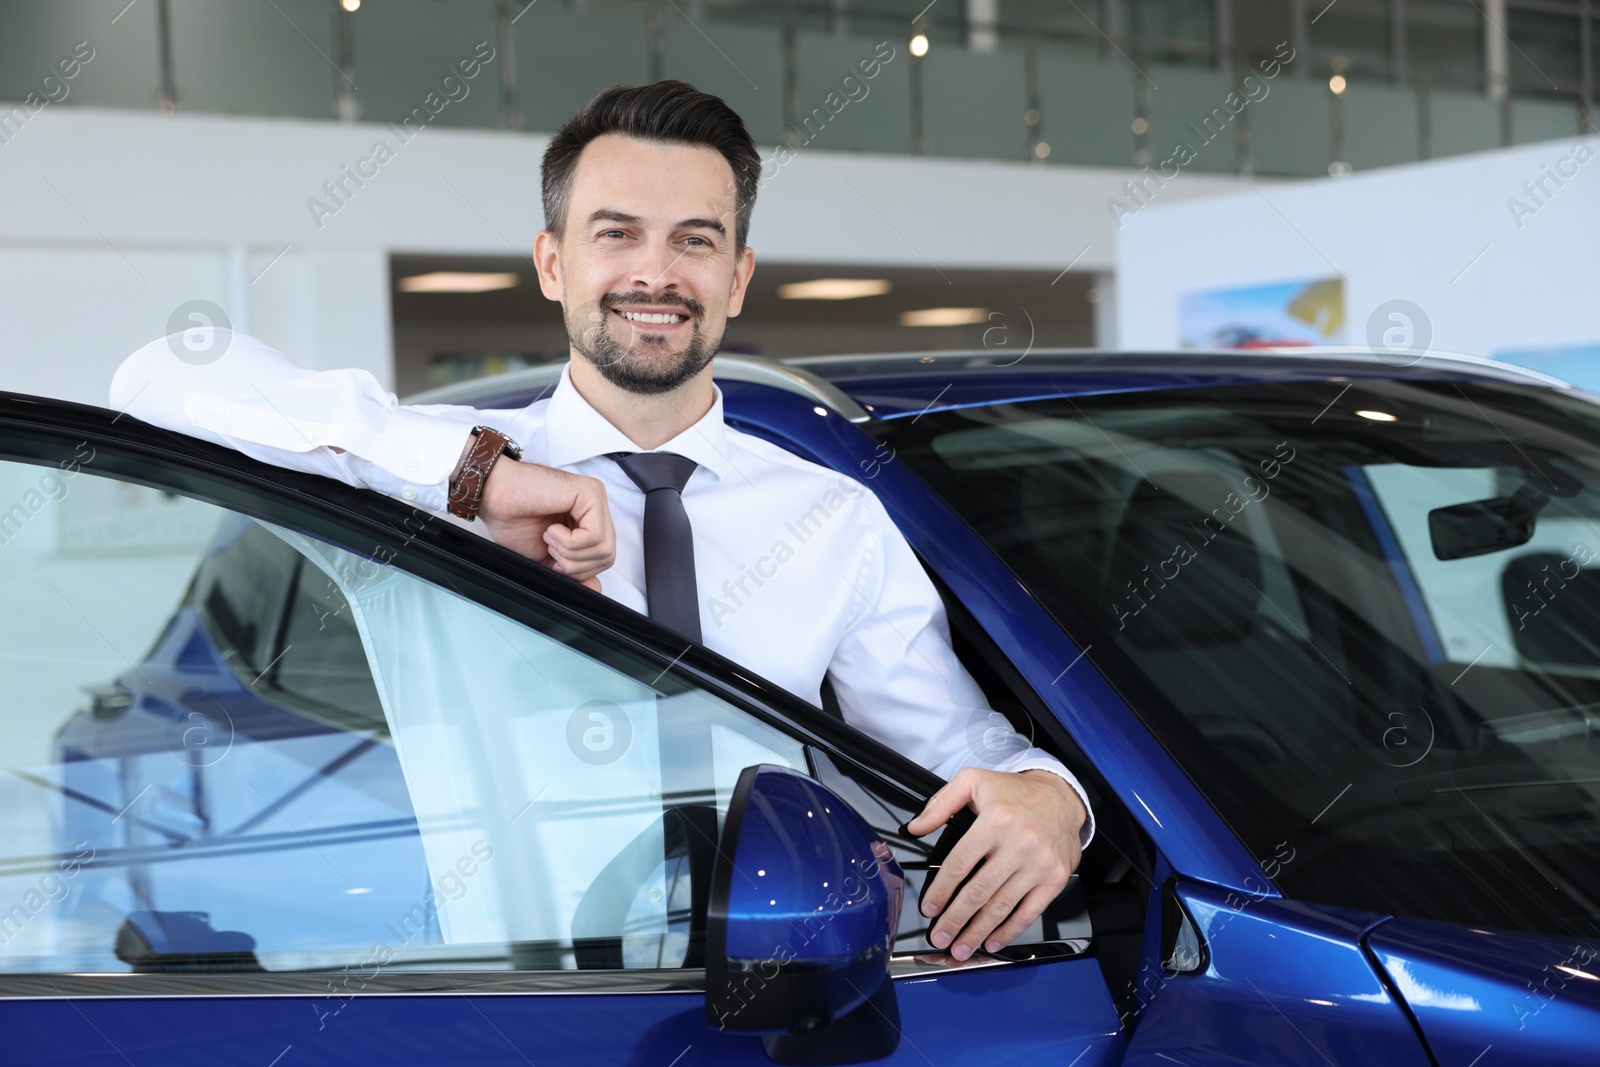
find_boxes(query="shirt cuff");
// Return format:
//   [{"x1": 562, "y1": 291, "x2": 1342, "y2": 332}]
[
  {"x1": 1006, "y1": 756, "x2": 1096, "y2": 851},
  {"x1": 375, "y1": 407, "x2": 477, "y2": 489}
]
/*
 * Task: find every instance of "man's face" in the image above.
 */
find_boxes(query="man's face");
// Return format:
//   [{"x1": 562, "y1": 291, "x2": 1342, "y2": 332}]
[{"x1": 537, "y1": 134, "x2": 754, "y2": 395}]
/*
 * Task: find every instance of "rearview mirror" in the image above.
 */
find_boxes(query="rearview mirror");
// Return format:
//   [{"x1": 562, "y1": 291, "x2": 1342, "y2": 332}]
[
  {"x1": 1430, "y1": 469, "x2": 1584, "y2": 561},
  {"x1": 1429, "y1": 495, "x2": 1539, "y2": 560},
  {"x1": 706, "y1": 764, "x2": 904, "y2": 1065}
]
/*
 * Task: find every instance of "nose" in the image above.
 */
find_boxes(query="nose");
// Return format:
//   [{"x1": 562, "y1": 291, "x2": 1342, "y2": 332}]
[{"x1": 629, "y1": 234, "x2": 684, "y2": 294}]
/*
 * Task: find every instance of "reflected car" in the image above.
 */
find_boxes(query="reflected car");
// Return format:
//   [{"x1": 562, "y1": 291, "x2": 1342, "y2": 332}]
[{"x1": 6, "y1": 347, "x2": 1600, "y2": 1066}]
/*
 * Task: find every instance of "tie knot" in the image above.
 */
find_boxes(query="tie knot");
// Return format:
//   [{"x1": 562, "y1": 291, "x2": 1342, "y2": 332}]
[{"x1": 609, "y1": 451, "x2": 698, "y2": 495}]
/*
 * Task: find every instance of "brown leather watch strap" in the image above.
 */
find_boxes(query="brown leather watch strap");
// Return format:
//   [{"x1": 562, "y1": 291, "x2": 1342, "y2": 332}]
[{"x1": 447, "y1": 425, "x2": 522, "y2": 521}]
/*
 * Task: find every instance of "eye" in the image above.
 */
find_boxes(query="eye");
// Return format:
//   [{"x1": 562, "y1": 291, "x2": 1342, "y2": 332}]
[
  {"x1": 682, "y1": 235, "x2": 712, "y2": 248},
  {"x1": 598, "y1": 229, "x2": 627, "y2": 240}
]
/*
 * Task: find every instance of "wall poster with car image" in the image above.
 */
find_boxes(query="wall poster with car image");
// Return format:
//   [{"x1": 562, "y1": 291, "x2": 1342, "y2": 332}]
[{"x1": 1178, "y1": 276, "x2": 1345, "y2": 350}]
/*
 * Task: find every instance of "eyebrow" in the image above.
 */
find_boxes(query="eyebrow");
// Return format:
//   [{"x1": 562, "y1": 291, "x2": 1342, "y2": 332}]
[{"x1": 587, "y1": 209, "x2": 726, "y2": 237}]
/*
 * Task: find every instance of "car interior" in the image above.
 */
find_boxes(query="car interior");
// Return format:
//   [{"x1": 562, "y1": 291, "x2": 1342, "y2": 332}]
[{"x1": 880, "y1": 380, "x2": 1600, "y2": 943}]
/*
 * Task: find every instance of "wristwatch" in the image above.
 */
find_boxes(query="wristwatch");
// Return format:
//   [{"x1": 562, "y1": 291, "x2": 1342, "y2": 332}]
[{"x1": 447, "y1": 425, "x2": 523, "y2": 521}]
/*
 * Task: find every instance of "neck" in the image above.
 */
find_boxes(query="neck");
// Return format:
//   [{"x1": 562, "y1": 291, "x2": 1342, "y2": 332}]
[{"x1": 567, "y1": 355, "x2": 716, "y2": 450}]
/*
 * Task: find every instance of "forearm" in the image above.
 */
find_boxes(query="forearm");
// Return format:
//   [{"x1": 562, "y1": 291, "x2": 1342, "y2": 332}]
[
  {"x1": 833, "y1": 492, "x2": 1095, "y2": 847},
  {"x1": 110, "y1": 332, "x2": 476, "y2": 504}
]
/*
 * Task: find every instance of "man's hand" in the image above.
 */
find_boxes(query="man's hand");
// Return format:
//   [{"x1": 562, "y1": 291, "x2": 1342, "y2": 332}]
[
  {"x1": 906, "y1": 767, "x2": 1086, "y2": 961},
  {"x1": 480, "y1": 458, "x2": 615, "y2": 590}
]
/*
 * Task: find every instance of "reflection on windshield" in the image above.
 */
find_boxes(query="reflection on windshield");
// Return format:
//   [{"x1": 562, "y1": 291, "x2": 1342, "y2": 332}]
[{"x1": 888, "y1": 378, "x2": 1600, "y2": 939}]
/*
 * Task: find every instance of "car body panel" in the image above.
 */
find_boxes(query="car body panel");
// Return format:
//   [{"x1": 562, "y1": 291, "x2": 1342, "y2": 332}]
[
  {"x1": 1366, "y1": 918, "x2": 1600, "y2": 1067},
  {"x1": 783, "y1": 350, "x2": 1572, "y2": 420},
  {"x1": 13, "y1": 956, "x2": 1125, "y2": 1067},
  {"x1": 1123, "y1": 884, "x2": 1434, "y2": 1067}
]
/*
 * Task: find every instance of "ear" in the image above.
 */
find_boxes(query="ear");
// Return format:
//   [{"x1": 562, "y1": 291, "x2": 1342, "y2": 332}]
[
  {"x1": 533, "y1": 229, "x2": 562, "y2": 302},
  {"x1": 725, "y1": 244, "x2": 756, "y2": 319}
]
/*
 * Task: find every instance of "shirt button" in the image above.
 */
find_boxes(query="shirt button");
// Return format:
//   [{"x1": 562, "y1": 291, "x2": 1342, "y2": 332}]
[
  {"x1": 401, "y1": 488, "x2": 417, "y2": 501},
  {"x1": 407, "y1": 458, "x2": 421, "y2": 472}
]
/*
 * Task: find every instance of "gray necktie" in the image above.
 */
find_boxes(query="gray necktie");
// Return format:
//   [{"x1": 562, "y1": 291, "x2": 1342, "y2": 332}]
[{"x1": 608, "y1": 451, "x2": 702, "y2": 643}]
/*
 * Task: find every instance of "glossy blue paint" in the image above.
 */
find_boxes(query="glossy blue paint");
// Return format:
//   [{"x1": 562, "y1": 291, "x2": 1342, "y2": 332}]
[
  {"x1": 1122, "y1": 883, "x2": 1432, "y2": 1066},
  {"x1": 719, "y1": 766, "x2": 901, "y2": 963},
  {"x1": 805, "y1": 351, "x2": 1557, "y2": 419},
  {"x1": 11, "y1": 954, "x2": 1126, "y2": 1067},
  {"x1": 1366, "y1": 918, "x2": 1600, "y2": 1067}
]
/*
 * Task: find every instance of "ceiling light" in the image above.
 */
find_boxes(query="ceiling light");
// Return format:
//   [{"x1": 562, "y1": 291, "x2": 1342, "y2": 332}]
[
  {"x1": 398, "y1": 271, "x2": 520, "y2": 293},
  {"x1": 341, "y1": 0, "x2": 360, "y2": 10},
  {"x1": 910, "y1": 34, "x2": 929, "y2": 57},
  {"x1": 1034, "y1": 141, "x2": 1051, "y2": 159},
  {"x1": 1355, "y1": 409, "x2": 1396, "y2": 422},
  {"x1": 1329, "y1": 74, "x2": 1347, "y2": 94},
  {"x1": 899, "y1": 307, "x2": 988, "y2": 327},
  {"x1": 778, "y1": 278, "x2": 891, "y2": 300}
]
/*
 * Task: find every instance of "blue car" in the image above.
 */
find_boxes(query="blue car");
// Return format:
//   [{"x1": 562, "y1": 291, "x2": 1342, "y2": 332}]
[{"x1": 4, "y1": 348, "x2": 1599, "y2": 1065}]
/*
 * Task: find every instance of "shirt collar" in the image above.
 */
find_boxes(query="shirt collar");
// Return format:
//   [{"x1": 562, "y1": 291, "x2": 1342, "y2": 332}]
[{"x1": 541, "y1": 362, "x2": 735, "y2": 482}]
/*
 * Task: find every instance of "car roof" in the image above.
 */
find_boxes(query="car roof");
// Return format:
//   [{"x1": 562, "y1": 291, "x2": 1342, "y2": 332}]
[{"x1": 404, "y1": 348, "x2": 1575, "y2": 421}]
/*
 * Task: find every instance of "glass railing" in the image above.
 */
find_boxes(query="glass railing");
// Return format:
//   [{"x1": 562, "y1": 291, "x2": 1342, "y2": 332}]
[{"x1": 0, "y1": 0, "x2": 1589, "y2": 178}]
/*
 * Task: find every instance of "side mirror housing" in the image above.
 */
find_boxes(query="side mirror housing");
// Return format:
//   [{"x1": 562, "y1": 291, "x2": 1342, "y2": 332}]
[{"x1": 706, "y1": 765, "x2": 904, "y2": 1065}]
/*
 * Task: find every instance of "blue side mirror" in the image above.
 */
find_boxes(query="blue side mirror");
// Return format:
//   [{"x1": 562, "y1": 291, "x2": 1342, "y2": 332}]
[{"x1": 706, "y1": 764, "x2": 904, "y2": 1065}]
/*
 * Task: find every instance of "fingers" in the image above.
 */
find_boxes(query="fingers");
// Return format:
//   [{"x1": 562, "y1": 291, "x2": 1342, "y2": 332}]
[
  {"x1": 546, "y1": 522, "x2": 611, "y2": 563},
  {"x1": 948, "y1": 871, "x2": 1038, "y2": 961},
  {"x1": 481, "y1": 463, "x2": 616, "y2": 576},
  {"x1": 562, "y1": 474, "x2": 615, "y2": 555},
  {"x1": 906, "y1": 768, "x2": 978, "y2": 837},
  {"x1": 920, "y1": 814, "x2": 991, "y2": 924},
  {"x1": 926, "y1": 838, "x2": 1015, "y2": 957},
  {"x1": 916, "y1": 767, "x2": 1081, "y2": 960},
  {"x1": 977, "y1": 882, "x2": 1060, "y2": 955},
  {"x1": 546, "y1": 524, "x2": 611, "y2": 584},
  {"x1": 545, "y1": 475, "x2": 615, "y2": 582}
]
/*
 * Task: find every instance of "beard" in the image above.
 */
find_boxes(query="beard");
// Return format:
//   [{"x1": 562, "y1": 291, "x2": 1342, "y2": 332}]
[{"x1": 569, "y1": 290, "x2": 720, "y2": 396}]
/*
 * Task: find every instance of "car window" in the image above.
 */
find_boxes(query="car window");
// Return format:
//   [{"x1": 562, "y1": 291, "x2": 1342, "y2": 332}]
[
  {"x1": 884, "y1": 379, "x2": 1600, "y2": 941},
  {"x1": 0, "y1": 453, "x2": 806, "y2": 978},
  {"x1": 1362, "y1": 463, "x2": 1600, "y2": 673}
]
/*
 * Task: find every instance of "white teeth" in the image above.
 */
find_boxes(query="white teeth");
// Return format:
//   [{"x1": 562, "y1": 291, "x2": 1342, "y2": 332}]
[{"x1": 619, "y1": 310, "x2": 686, "y2": 325}]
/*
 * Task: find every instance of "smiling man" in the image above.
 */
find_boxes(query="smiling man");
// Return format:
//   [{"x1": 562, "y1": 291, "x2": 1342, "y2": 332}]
[{"x1": 112, "y1": 80, "x2": 1091, "y2": 961}]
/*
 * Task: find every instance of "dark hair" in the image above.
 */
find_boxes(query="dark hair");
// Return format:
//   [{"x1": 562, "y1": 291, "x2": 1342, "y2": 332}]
[{"x1": 541, "y1": 80, "x2": 761, "y2": 252}]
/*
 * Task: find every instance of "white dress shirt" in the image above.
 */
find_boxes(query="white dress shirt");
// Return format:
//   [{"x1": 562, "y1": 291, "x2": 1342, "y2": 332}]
[{"x1": 110, "y1": 333, "x2": 1092, "y2": 846}]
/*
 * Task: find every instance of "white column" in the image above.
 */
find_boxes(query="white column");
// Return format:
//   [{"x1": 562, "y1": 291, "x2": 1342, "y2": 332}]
[
  {"x1": 967, "y1": 0, "x2": 999, "y2": 53},
  {"x1": 227, "y1": 242, "x2": 250, "y2": 335},
  {"x1": 1092, "y1": 272, "x2": 1118, "y2": 350},
  {"x1": 1484, "y1": 0, "x2": 1509, "y2": 101}
]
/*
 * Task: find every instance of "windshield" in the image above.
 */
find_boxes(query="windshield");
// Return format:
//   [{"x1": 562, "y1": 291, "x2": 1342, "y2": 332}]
[{"x1": 886, "y1": 377, "x2": 1600, "y2": 939}]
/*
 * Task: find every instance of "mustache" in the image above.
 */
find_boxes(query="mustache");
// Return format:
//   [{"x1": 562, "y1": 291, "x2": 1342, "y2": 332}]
[{"x1": 600, "y1": 291, "x2": 704, "y2": 320}]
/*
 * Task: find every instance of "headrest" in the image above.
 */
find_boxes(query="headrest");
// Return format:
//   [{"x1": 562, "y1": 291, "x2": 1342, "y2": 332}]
[
  {"x1": 1502, "y1": 553, "x2": 1600, "y2": 667},
  {"x1": 1104, "y1": 472, "x2": 1264, "y2": 649}
]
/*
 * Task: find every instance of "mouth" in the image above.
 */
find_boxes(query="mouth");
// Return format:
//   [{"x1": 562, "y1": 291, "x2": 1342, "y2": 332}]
[{"x1": 612, "y1": 307, "x2": 692, "y2": 329}]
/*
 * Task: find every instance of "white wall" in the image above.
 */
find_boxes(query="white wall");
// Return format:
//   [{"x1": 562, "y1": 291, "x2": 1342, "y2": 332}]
[
  {"x1": 0, "y1": 106, "x2": 1263, "y2": 405},
  {"x1": 1114, "y1": 134, "x2": 1600, "y2": 371}
]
